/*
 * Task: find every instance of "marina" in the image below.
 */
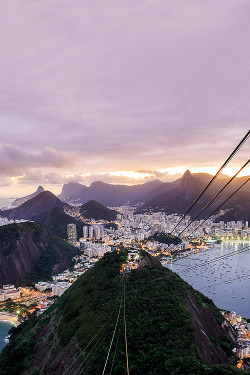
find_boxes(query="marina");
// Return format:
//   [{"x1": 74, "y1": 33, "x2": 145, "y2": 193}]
[{"x1": 166, "y1": 241, "x2": 250, "y2": 318}]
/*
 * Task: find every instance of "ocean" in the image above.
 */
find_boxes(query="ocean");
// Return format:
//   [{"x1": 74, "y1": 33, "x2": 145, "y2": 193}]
[
  {"x1": 0, "y1": 197, "x2": 15, "y2": 210},
  {"x1": 0, "y1": 321, "x2": 14, "y2": 352},
  {"x1": 166, "y1": 241, "x2": 250, "y2": 318}
]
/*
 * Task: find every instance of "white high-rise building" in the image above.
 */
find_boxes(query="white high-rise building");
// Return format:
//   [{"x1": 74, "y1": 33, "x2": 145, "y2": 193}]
[
  {"x1": 67, "y1": 224, "x2": 77, "y2": 245},
  {"x1": 83, "y1": 226, "x2": 88, "y2": 238},
  {"x1": 89, "y1": 226, "x2": 94, "y2": 239}
]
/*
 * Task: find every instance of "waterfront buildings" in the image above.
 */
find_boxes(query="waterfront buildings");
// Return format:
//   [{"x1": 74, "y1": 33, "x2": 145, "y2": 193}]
[{"x1": 0, "y1": 285, "x2": 20, "y2": 301}]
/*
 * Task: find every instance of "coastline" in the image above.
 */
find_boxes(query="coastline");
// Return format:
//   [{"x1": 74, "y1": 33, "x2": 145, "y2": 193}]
[{"x1": 0, "y1": 312, "x2": 19, "y2": 326}]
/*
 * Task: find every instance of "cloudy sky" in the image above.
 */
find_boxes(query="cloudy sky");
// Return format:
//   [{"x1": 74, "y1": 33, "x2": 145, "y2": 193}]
[{"x1": 0, "y1": 0, "x2": 249, "y2": 196}]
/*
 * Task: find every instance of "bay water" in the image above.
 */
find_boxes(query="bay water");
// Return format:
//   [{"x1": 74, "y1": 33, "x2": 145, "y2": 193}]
[
  {"x1": 0, "y1": 322, "x2": 14, "y2": 352},
  {"x1": 166, "y1": 241, "x2": 250, "y2": 318}
]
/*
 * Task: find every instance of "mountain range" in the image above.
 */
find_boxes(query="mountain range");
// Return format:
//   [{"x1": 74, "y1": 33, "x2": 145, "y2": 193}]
[
  {"x1": 60, "y1": 179, "x2": 163, "y2": 206},
  {"x1": 0, "y1": 250, "x2": 243, "y2": 375},
  {"x1": 139, "y1": 171, "x2": 250, "y2": 221},
  {"x1": 59, "y1": 173, "x2": 250, "y2": 208},
  {"x1": 59, "y1": 171, "x2": 250, "y2": 221},
  {"x1": 3, "y1": 171, "x2": 249, "y2": 224}
]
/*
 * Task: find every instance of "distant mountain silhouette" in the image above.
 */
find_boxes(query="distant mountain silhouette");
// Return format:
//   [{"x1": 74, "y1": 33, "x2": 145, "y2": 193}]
[
  {"x1": 140, "y1": 171, "x2": 205, "y2": 214},
  {"x1": 79, "y1": 200, "x2": 118, "y2": 221},
  {"x1": 59, "y1": 182, "x2": 87, "y2": 198},
  {"x1": 66, "y1": 179, "x2": 163, "y2": 206},
  {"x1": 139, "y1": 170, "x2": 250, "y2": 220},
  {"x1": 11, "y1": 186, "x2": 44, "y2": 207},
  {"x1": 0, "y1": 191, "x2": 68, "y2": 220}
]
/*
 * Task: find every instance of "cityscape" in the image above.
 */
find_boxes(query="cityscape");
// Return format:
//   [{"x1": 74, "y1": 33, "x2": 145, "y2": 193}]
[
  {"x1": 0, "y1": 1, "x2": 250, "y2": 374},
  {"x1": 0, "y1": 196, "x2": 250, "y2": 370}
]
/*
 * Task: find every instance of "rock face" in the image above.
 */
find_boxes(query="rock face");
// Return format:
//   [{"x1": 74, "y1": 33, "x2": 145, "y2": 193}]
[
  {"x1": 59, "y1": 182, "x2": 86, "y2": 198},
  {"x1": 187, "y1": 293, "x2": 236, "y2": 364},
  {"x1": 0, "y1": 223, "x2": 48, "y2": 285},
  {"x1": 0, "y1": 222, "x2": 80, "y2": 285}
]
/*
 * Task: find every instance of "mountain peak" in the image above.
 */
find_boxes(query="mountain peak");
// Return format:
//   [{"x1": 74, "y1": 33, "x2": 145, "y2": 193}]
[
  {"x1": 183, "y1": 170, "x2": 192, "y2": 178},
  {"x1": 180, "y1": 170, "x2": 193, "y2": 190}
]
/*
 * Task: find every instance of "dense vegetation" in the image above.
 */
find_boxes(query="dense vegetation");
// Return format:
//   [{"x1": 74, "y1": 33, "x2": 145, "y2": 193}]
[
  {"x1": 79, "y1": 200, "x2": 118, "y2": 221},
  {"x1": 0, "y1": 222, "x2": 80, "y2": 285},
  {"x1": 0, "y1": 222, "x2": 43, "y2": 256},
  {"x1": 33, "y1": 206, "x2": 85, "y2": 240},
  {"x1": 149, "y1": 232, "x2": 182, "y2": 245},
  {"x1": 26, "y1": 235, "x2": 81, "y2": 284},
  {"x1": 0, "y1": 251, "x2": 246, "y2": 375}
]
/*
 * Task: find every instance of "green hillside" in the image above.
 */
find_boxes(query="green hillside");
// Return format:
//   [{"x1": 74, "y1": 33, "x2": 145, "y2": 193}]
[
  {"x1": 32, "y1": 206, "x2": 85, "y2": 240},
  {"x1": 0, "y1": 222, "x2": 80, "y2": 285},
  {"x1": 0, "y1": 251, "x2": 245, "y2": 375},
  {"x1": 79, "y1": 200, "x2": 118, "y2": 221}
]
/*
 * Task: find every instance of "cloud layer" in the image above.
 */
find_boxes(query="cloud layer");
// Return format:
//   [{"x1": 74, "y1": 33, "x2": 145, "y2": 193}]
[
  {"x1": 0, "y1": 0, "x2": 249, "y2": 192},
  {"x1": 0, "y1": 144, "x2": 77, "y2": 175}
]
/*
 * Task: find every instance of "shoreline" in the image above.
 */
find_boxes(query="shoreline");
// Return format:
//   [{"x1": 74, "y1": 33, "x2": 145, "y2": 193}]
[{"x1": 0, "y1": 313, "x2": 19, "y2": 326}]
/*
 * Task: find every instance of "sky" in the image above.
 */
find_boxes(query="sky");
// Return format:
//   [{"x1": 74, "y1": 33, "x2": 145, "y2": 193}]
[{"x1": 0, "y1": 0, "x2": 249, "y2": 197}]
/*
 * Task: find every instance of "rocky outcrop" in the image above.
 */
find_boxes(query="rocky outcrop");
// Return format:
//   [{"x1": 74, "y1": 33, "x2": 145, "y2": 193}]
[
  {"x1": 0, "y1": 222, "x2": 79, "y2": 285},
  {"x1": 187, "y1": 293, "x2": 237, "y2": 364},
  {"x1": 0, "y1": 224, "x2": 48, "y2": 285},
  {"x1": 137, "y1": 253, "x2": 161, "y2": 269}
]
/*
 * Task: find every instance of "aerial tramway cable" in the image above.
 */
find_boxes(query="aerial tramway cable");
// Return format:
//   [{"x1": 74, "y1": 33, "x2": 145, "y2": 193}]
[
  {"x1": 169, "y1": 130, "x2": 250, "y2": 238},
  {"x1": 176, "y1": 159, "x2": 250, "y2": 238},
  {"x1": 184, "y1": 177, "x2": 250, "y2": 241},
  {"x1": 101, "y1": 297, "x2": 123, "y2": 375},
  {"x1": 123, "y1": 281, "x2": 130, "y2": 375}
]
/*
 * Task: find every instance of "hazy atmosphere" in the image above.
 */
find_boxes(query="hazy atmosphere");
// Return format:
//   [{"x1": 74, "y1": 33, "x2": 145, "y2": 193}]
[{"x1": 0, "y1": 0, "x2": 249, "y2": 196}]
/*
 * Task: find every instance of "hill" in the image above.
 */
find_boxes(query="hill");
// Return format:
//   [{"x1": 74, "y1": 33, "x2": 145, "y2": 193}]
[
  {"x1": 0, "y1": 222, "x2": 80, "y2": 285},
  {"x1": 0, "y1": 191, "x2": 68, "y2": 221},
  {"x1": 140, "y1": 170, "x2": 205, "y2": 214},
  {"x1": 64, "y1": 179, "x2": 163, "y2": 206},
  {"x1": 139, "y1": 171, "x2": 250, "y2": 220},
  {"x1": 11, "y1": 186, "x2": 44, "y2": 207},
  {"x1": 59, "y1": 182, "x2": 86, "y2": 199},
  {"x1": 0, "y1": 250, "x2": 245, "y2": 375},
  {"x1": 214, "y1": 191, "x2": 250, "y2": 222},
  {"x1": 33, "y1": 206, "x2": 85, "y2": 240},
  {"x1": 79, "y1": 200, "x2": 118, "y2": 221}
]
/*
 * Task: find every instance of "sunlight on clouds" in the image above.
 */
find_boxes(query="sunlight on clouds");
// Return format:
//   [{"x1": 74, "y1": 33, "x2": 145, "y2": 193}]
[
  {"x1": 108, "y1": 171, "x2": 152, "y2": 179},
  {"x1": 159, "y1": 166, "x2": 250, "y2": 177}
]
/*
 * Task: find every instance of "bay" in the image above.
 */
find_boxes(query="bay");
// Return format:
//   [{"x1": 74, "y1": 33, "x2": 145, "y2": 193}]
[
  {"x1": 0, "y1": 321, "x2": 14, "y2": 352},
  {"x1": 0, "y1": 197, "x2": 15, "y2": 210},
  {"x1": 166, "y1": 241, "x2": 250, "y2": 318}
]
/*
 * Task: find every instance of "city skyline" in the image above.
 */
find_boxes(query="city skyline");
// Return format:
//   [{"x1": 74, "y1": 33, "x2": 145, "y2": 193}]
[{"x1": 0, "y1": 0, "x2": 249, "y2": 196}]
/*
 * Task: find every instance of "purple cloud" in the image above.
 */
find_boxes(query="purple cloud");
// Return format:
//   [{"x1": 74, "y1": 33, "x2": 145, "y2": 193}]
[
  {"x1": 0, "y1": 0, "x2": 249, "y2": 193},
  {"x1": 0, "y1": 144, "x2": 77, "y2": 175}
]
